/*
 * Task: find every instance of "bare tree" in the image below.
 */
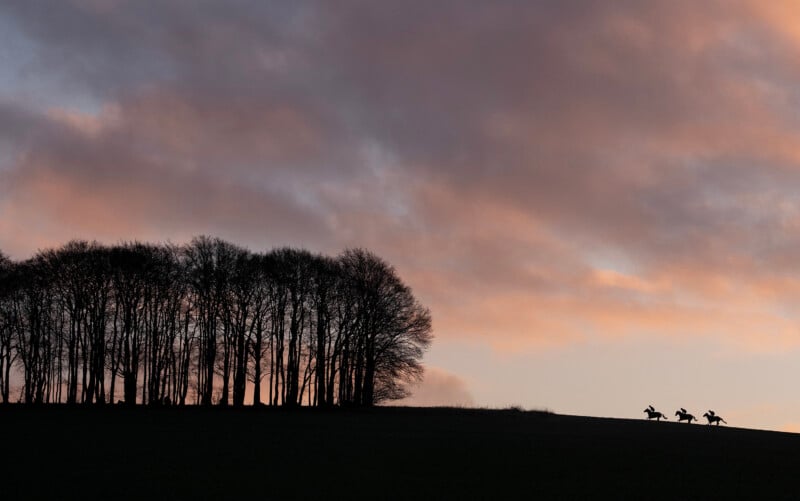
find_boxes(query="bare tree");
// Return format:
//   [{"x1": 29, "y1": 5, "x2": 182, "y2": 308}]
[
  {"x1": 2, "y1": 239, "x2": 433, "y2": 408},
  {"x1": 338, "y1": 249, "x2": 433, "y2": 405},
  {"x1": 0, "y1": 252, "x2": 18, "y2": 403}
]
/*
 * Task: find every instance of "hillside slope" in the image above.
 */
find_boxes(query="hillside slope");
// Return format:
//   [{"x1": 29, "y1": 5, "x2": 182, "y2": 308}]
[{"x1": 3, "y1": 406, "x2": 797, "y2": 499}]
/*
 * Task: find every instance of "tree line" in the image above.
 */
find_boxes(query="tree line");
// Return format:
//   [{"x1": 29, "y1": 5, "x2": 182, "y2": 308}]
[{"x1": 0, "y1": 238, "x2": 432, "y2": 407}]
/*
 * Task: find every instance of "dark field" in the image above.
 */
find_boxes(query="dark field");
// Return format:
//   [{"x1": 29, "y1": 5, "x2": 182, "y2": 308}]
[{"x1": 3, "y1": 406, "x2": 799, "y2": 499}]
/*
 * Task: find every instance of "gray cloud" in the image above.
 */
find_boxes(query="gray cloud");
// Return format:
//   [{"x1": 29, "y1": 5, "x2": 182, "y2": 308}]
[{"x1": 2, "y1": 1, "x2": 800, "y2": 346}]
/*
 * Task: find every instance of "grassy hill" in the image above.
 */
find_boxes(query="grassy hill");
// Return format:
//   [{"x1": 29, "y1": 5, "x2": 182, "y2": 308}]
[{"x1": 3, "y1": 405, "x2": 798, "y2": 499}]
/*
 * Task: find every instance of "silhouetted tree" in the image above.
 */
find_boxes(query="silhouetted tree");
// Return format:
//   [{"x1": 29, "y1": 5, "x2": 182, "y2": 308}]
[
  {"x1": 338, "y1": 249, "x2": 432, "y2": 405},
  {"x1": 12, "y1": 255, "x2": 56, "y2": 404},
  {"x1": 247, "y1": 253, "x2": 270, "y2": 406},
  {"x1": 0, "y1": 252, "x2": 17, "y2": 403},
  {"x1": 109, "y1": 243, "x2": 149, "y2": 405},
  {"x1": 1, "y1": 238, "x2": 433, "y2": 407},
  {"x1": 184, "y1": 237, "x2": 227, "y2": 405},
  {"x1": 226, "y1": 248, "x2": 261, "y2": 407}
]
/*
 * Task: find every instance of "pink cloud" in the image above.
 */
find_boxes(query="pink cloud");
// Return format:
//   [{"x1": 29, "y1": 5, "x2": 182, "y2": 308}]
[
  {"x1": 4, "y1": 0, "x2": 800, "y2": 356},
  {"x1": 393, "y1": 367, "x2": 475, "y2": 407}
]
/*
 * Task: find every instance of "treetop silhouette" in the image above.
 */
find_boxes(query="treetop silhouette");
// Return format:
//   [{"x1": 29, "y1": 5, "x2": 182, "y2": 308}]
[{"x1": 0, "y1": 238, "x2": 432, "y2": 407}]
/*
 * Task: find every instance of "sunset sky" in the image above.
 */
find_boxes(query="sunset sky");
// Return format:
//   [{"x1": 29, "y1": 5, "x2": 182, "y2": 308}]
[{"x1": 4, "y1": 1, "x2": 800, "y2": 430}]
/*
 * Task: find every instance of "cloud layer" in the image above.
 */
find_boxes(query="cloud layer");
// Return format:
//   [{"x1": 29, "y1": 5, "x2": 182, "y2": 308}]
[{"x1": 3, "y1": 1, "x2": 800, "y2": 418}]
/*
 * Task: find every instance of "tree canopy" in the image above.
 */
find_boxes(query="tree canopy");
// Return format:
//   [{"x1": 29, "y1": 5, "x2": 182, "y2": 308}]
[{"x1": 0, "y1": 238, "x2": 432, "y2": 406}]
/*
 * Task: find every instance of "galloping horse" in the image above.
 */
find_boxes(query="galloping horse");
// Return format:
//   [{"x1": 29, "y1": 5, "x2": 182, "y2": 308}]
[
  {"x1": 703, "y1": 410, "x2": 727, "y2": 426},
  {"x1": 644, "y1": 405, "x2": 667, "y2": 421},
  {"x1": 675, "y1": 408, "x2": 697, "y2": 423}
]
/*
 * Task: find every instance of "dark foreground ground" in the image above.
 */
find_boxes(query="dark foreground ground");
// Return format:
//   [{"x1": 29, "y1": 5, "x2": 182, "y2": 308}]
[{"x1": 3, "y1": 405, "x2": 799, "y2": 499}]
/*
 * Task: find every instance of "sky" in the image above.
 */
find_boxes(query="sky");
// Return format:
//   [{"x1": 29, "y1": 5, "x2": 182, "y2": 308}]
[{"x1": 3, "y1": 0, "x2": 800, "y2": 431}]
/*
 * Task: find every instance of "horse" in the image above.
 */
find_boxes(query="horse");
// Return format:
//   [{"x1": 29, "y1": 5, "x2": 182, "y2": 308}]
[
  {"x1": 675, "y1": 408, "x2": 696, "y2": 423},
  {"x1": 644, "y1": 405, "x2": 667, "y2": 421},
  {"x1": 703, "y1": 410, "x2": 727, "y2": 426}
]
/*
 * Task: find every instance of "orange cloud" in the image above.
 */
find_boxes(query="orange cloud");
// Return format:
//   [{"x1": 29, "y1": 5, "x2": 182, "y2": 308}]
[
  {"x1": 393, "y1": 367, "x2": 475, "y2": 407},
  {"x1": 5, "y1": 0, "x2": 800, "y2": 358}
]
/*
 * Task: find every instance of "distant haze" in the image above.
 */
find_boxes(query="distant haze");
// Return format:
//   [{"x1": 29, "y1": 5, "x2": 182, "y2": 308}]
[{"x1": 3, "y1": 1, "x2": 800, "y2": 430}]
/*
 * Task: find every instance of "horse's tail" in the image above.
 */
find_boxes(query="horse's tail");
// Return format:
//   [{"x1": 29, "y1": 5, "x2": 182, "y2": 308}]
[{"x1": 721, "y1": 418, "x2": 727, "y2": 424}]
